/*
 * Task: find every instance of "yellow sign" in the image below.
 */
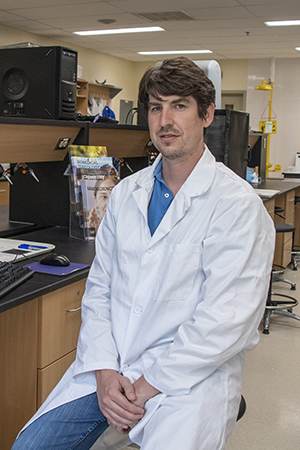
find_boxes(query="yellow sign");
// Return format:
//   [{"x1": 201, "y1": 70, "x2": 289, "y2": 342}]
[{"x1": 259, "y1": 120, "x2": 277, "y2": 134}]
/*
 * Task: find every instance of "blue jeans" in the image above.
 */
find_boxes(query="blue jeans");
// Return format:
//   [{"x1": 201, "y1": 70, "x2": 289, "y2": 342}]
[{"x1": 11, "y1": 393, "x2": 109, "y2": 450}]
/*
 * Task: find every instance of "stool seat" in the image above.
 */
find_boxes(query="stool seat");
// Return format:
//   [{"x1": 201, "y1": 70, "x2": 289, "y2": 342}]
[
  {"x1": 274, "y1": 222, "x2": 295, "y2": 233},
  {"x1": 236, "y1": 395, "x2": 246, "y2": 421}
]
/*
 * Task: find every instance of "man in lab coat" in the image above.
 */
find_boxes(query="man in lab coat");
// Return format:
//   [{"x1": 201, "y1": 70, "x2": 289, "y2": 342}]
[{"x1": 12, "y1": 57, "x2": 275, "y2": 450}]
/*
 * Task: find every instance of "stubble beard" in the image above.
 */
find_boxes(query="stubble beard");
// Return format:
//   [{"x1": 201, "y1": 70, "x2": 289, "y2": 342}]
[{"x1": 158, "y1": 143, "x2": 185, "y2": 160}]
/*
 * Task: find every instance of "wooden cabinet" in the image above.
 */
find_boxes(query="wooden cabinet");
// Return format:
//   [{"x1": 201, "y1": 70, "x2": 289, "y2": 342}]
[
  {"x1": 0, "y1": 181, "x2": 9, "y2": 205},
  {"x1": 264, "y1": 198, "x2": 275, "y2": 220},
  {"x1": 273, "y1": 189, "x2": 295, "y2": 267},
  {"x1": 76, "y1": 78, "x2": 122, "y2": 115},
  {"x1": 76, "y1": 78, "x2": 89, "y2": 115},
  {"x1": 37, "y1": 279, "x2": 85, "y2": 406},
  {"x1": 1, "y1": 279, "x2": 86, "y2": 450},
  {"x1": 37, "y1": 350, "x2": 76, "y2": 408},
  {"x1": 293, "y1": 186, "x2": 300, "y2": 247},
  {"x1": 0, "y1": 299, "x2": 38, "y2": 450}
]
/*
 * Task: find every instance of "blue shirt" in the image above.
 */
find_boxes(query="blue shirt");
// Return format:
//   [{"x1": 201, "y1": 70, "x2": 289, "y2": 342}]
[{"x1": 148, "y1": 160, "x2": 174, "y2": 236}]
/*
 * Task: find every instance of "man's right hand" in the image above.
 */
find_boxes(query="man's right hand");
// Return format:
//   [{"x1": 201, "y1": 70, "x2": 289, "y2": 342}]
[{"x1": 95, "y1": 369, "x2": 145, "y2": 433}]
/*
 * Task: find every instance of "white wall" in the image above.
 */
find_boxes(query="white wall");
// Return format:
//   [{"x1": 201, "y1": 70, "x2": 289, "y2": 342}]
[{"x1": 247, "y1": 58, "x2": 300, "y2": 172}]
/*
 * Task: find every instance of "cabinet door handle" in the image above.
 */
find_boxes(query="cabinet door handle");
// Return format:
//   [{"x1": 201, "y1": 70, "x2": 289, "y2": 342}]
[
  {"x1": 0, "y1": 189, "x2": 6, "y2": 193},
  {"x1": 67, "y1": 306, "x2": 82, "y2": 312}
]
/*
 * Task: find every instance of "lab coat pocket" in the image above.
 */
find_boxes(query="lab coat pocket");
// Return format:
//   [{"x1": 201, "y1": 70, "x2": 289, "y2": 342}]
[{"x1": 156, "y1": 243, "x2": 201, "y2": 302}]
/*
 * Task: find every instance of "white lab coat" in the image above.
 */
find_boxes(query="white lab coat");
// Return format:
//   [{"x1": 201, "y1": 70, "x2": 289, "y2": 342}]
[{"x1": 21, "y1": 147, "x2": 275, "y2": 449}]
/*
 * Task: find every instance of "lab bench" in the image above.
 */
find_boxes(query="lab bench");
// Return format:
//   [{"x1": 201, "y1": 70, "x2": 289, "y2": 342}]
[{"x1": 0, "y1": 227, "x2": 95, "y2": 450}]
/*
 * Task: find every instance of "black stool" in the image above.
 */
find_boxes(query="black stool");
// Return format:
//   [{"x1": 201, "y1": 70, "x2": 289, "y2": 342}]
[
  {"x1": 291, "y1": 196, "x2": 300, "y2": 270},
  {"x1": 263, "y1": 222, "x2": 300, "y2": 334},
  {"x1": 236, "y1": 395, "x2": 246, "y2": 421},
  {"x1": 273, "y1": 222, "x2": 296, "y2": 289}
]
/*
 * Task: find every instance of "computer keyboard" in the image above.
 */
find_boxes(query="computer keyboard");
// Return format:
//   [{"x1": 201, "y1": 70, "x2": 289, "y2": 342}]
[{"x1": 0, "y1": 261, "x2": 34, "y2": 299}]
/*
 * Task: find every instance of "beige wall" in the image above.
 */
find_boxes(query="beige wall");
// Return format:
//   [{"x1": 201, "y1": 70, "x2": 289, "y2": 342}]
[{"x1": 218, "y1": 60, "x2": 248, "y2": 92}]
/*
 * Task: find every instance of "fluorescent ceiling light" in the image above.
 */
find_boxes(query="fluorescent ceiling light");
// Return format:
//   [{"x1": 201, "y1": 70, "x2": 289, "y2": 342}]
[
  {"x1": 74, "y1": 26, "x2": 164, "y2": 36},
  {"x1": 265, "y1": 20, "x2": 300, "y2": 27},
  {"x1": 296, "y1": 47, "x2": 300, "y2": 51},
  {"x1": 138, "y1": 50, "x2": 212, "y2": 55}
]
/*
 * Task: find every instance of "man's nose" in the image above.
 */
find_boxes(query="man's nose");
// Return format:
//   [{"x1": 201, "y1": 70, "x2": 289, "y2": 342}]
[{"x1": 159, "y1": 107, "x2": 173, "y2": 127}]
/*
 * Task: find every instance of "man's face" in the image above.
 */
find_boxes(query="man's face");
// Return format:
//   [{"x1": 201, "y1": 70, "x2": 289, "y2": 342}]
[{"x1": 148, "y1": 94, "x2": 214, "y2": 164}]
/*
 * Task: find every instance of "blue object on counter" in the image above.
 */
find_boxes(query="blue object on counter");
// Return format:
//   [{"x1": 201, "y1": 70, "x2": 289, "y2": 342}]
[
  {"x1": 102, "y1": 106, "x2": 115, "y2": 119},
  {"x1": 246, "y1": 167, "x2": 255, "y2": 183},
  {"x1": 18, "y1": 244, "x2": 48, "y2": 250},
  {"x1": 25, "y1": 261, "x2": 89, "y2": 276}
]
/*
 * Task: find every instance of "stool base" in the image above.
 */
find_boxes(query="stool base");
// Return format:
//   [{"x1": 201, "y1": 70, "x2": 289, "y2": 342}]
[{"x1": 263, "y1": 293, "x2": 300, "y2": 334}]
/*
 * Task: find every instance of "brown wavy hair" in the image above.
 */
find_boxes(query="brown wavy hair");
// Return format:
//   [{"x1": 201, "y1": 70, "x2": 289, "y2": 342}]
[{"x1": 138, "y1": 57, "x2": 215, "y2": 120}]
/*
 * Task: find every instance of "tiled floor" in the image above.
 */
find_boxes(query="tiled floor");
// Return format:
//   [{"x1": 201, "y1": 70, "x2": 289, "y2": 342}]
[
  {"x1": 227, "y1": 265, "x2": 300, "y2": 450},
  {"x1": 96, "y1": 265, "x2": 300, "y2": 450}
]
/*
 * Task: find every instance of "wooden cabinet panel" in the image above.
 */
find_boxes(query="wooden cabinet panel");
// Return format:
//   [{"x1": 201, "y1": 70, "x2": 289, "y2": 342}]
[
  {"x1": 76, "y1": 79, "x2": 89, "y2": 115},
  {"x1": 285, "y1": 190, "x2": 295, "y2": 219},
  {"x1": 282, "y1": 237, "x2": 293, "y2": 268},
  {"x1": 0, "y1": 299, "x2": 38, "y2": 450},
  {"x1": 0, "y1": 181, "x2": 9, "y2": 206},
  {"x1": 38, "y1": 279, "x2": 86, "y2": 368},
  {"x1": 37, "y1": 350, "x2": 76, "y2": 408},
  {"x1": 264, "y1": 198, "x2": 275, "y2": 220},
  {"x1": 273, "y1": 232, "x2": 283, "y2": 266},
  {"x1": 294, "y1": 201, "x2": 300, "y2": 247}
]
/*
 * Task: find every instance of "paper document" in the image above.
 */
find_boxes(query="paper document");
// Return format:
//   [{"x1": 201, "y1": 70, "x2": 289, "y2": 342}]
[{"x1": 0, "y1": 238, "x2": 55, "y2": 262}]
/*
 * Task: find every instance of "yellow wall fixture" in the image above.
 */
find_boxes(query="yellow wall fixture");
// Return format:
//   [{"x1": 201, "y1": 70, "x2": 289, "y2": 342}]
[{"x1": 255, "y1": 79, "x2": 274, "y2": 177}]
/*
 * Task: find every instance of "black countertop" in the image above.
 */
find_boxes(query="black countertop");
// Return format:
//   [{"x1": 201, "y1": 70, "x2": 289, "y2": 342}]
[
  {"x1": 0, "y1": 205, "x2": 39, "y2": 237},
  {"x1": 263, "y1": 179, "x2": 300, "y2": 195},
  {"x1": 0, "y1": 226, "x2": 95, "y2": 314}
]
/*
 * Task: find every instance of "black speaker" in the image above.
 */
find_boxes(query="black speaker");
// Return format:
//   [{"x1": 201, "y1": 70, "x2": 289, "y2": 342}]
[{"x1": 0, "y1": 46, "x2": 77, "y2": 120}]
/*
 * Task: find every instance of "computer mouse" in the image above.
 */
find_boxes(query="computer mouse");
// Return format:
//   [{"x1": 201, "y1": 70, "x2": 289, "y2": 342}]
[{"x1": 40, "y1": 253, "x2": 70, "y2": 267}]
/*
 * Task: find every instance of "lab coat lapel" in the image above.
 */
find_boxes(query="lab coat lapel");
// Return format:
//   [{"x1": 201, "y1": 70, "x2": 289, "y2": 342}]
[
  {"x1": 149, "y1": 147, "x2": 216, "y2": 246},
  {"x1": 131, "y1": 155, "x2": 162, "y2": 225}
]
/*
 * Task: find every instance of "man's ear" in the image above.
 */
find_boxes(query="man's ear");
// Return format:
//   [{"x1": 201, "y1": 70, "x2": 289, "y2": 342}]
[{"x1": 204, "y1": 103, "x2": 215, "y2": 127}]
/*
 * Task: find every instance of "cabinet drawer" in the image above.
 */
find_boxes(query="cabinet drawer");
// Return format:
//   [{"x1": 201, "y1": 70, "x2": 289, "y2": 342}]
[
  {"x1": 0, "y1": 181, "x2": 9, "y2": 206},
  {"x1": 38, "y1": 279, "x2": 86, "y2": 368},
  {"x1": 37, "y1": 350, "x2": 76, "y2": 408}
]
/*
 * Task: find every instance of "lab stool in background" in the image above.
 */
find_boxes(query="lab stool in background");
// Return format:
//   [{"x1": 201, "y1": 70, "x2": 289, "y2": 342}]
[
  {"x1": 91, "y1": 396, "x2": 247, "y2": 449},
  {"x1": 263, "y1": 221, "x2": 300, "y2": 334},
  {"x1": 291, "y1": 195, "x2": 300, "y2": 270},
  {"x1": 272, "y1": 267, "x2": 296, "y2": 290},
  {"x1": 273, "y1": 206, "x2": 297, "y2": 286}
]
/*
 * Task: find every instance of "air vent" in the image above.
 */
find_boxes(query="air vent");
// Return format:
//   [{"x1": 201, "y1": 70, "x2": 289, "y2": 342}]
[{"x1": 135, "y1": 11, "x2": 195, "y2": 22}]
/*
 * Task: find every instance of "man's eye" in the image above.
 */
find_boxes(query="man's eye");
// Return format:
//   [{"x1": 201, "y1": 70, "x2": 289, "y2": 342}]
[
  {"x1": 150, "y1": 106, "x2": 161, "y2": 112},
  {"x1": 176, "y1": 104, "x2": 185, "y2": 109}
]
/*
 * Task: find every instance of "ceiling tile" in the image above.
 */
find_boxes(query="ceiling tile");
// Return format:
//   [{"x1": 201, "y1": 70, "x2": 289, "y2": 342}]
[
  {"x1": 10, "y1": 3, "x2": 124, "y2": 20},
  {"x1": 0, "y1": 0, "x2": 299, "y2": 61},
  {"x1": 109, "y1": 0, "x2": 240, "y2": 14},
  {"x1": 184, "y1": 7, "x2": 253, "y2": 20}
]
